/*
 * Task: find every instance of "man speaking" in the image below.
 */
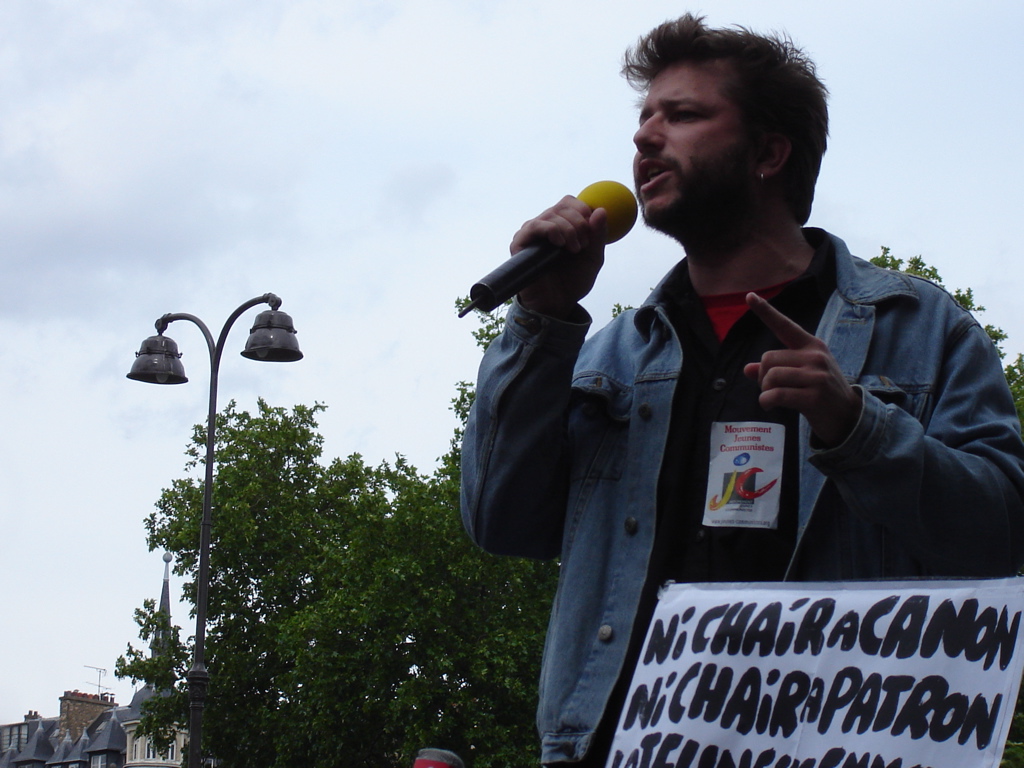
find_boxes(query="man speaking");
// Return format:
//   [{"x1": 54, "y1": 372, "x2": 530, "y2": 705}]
[{"x1": 460, "y1": 14, "x2": 1024, "y2": 767}]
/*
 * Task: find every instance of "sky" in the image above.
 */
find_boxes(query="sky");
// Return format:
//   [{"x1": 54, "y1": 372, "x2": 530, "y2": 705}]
[{"x1": 2, "y1": 0, "x2": 1022, "y2": 724}]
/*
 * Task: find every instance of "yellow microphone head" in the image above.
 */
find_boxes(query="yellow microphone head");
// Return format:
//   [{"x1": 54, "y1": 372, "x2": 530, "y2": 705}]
[{"x1": 577, "y1": 180, "x2": 638, "y2": 244}]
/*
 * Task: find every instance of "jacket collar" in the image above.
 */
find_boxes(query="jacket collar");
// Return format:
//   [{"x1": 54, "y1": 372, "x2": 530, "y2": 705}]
[
  {"x1": 830, "y1": 232, "x2": 919, "y2": 305},
  {"x1": 633, "y1": 229, "x2": 918, "y2": 339}
]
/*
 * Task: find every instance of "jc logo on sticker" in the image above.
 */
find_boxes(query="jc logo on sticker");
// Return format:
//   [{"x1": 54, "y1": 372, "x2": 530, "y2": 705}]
[{"x1": 707, "y1": 452, "x2": 779, "y2": 511}]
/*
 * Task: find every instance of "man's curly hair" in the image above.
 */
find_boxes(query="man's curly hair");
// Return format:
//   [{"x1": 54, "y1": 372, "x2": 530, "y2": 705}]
[{"x1": 623, "y1": 14, "x2": 829, "y2": 224}]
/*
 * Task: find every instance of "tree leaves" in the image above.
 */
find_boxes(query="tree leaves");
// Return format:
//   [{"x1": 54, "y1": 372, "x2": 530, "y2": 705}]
[{"x1": 118, "y1": 395, "x2": 557, "y2": 768}]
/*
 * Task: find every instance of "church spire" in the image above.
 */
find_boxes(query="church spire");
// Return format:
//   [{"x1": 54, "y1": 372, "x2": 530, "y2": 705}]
[{"x1": 150, "y1": 552, "x2": 173, "y2": 657}]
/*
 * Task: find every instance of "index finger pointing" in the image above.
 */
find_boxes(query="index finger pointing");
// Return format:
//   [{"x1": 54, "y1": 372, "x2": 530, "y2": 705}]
[{"x1": 745, "y1": 292, "x2": 816, "y2": 349}]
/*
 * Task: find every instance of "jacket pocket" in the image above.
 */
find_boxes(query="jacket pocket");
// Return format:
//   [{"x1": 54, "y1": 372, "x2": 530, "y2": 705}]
[
  {"x1": 562, "y1": 373, "x2": 633, "y2": 555},
  {"x1": 859, "y1": 374, "x2": 932, "y2": 424},
  {"x1": 567, "y1": 373, "x2": 632, "y2": 482}
]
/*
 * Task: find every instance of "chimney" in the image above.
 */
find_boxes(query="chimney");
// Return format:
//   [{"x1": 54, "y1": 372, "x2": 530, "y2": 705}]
[{"x1": 58, "y1": 691, "x2": 117, "y2": 741}]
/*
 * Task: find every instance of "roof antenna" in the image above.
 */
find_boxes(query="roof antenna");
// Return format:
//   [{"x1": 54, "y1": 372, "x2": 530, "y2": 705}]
[{"x1": 84, "y1": 665, "x2": 111, "y2": 695}]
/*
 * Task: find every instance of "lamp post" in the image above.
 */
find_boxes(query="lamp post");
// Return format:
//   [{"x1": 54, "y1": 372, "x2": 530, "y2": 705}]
[{"x1": 127, "y1": 293, "x2": 303, "y2": 768}]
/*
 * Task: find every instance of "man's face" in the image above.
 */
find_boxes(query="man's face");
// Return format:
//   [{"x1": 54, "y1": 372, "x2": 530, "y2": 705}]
[{"x1": 633, "y1": 59, "x2": 757, "y2": 251}]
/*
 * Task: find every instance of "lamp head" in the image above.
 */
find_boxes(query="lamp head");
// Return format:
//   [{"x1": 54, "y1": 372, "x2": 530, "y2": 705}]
[
  {"x1": 241, "y1": 309, "x2": 303, "y2": 362},
  {"x1": 126, "y1": 334, "x2": 188, "y2": 384}
]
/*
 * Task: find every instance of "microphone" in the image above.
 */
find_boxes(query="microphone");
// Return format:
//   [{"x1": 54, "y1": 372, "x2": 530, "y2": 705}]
[{"x1": 457, "y1": 180, "x2": 638, "y2": 317}]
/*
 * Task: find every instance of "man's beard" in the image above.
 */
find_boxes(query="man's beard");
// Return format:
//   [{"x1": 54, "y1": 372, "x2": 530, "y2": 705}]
[{"x1": 639, "y1": 141, "x2": 757, "y2": 254}]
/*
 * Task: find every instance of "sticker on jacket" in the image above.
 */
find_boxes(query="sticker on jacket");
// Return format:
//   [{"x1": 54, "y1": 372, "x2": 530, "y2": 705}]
[{"x1": 703, "y1": 421, "x2": 784, "y2": 529}]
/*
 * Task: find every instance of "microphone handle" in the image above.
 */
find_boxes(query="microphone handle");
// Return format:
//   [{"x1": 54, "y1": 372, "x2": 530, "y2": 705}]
[{"x1": 458, "y1": 242, "x2": 559, "y2": 317}]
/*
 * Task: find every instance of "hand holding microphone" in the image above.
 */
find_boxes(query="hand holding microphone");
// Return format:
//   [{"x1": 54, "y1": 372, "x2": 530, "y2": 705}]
[{"x1": 458, "y1": 181, "x2": 638, "y2": 319}]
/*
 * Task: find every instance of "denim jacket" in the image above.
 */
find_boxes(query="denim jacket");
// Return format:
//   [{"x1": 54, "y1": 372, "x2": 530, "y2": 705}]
[{"x1": 460, "y1": 232, "x2": 1024, "y2": 764}]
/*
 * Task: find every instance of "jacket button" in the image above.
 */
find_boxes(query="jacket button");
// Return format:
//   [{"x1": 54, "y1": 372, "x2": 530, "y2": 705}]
[
  {"x1": 712, "y1": 378, "x2": 727, "y2": 391},
  {"x1": 638, "y1": 403, "x2": 652, "y2": 420},
  {"x1": 624, "y1": 517, "x2": 638, "y2": 535},
  {"x1": 513, "y1": 315, "x2": 543, "y2": 335},
  {"x1": 598, "y1": 624, "x2": 614, "y2": 642}
]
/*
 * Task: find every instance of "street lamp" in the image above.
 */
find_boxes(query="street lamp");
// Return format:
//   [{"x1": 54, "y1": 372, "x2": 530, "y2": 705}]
[{"x1": 127, "y1": 293, "x2": 303, "y2": 767}]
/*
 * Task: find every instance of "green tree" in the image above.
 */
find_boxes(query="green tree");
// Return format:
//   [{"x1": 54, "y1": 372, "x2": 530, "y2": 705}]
[
  {"x1": 118, "y1": 385, "x2": 557, "y2": 764},
  {"x1": 113, "y1": 598, "x2": 190, "y2": 754}
]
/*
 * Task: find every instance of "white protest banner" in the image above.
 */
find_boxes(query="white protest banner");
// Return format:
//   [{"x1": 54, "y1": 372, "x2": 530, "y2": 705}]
[{"x1": 606, "y1": 579, "x2": 1024, "y2": 768}]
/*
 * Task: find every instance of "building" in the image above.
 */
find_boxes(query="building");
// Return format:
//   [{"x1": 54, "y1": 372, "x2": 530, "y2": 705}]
[{"x1": 0, "y1": 555, "x2": 185, "y2": 768}]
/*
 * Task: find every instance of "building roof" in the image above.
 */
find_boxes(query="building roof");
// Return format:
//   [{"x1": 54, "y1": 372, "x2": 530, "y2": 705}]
[
  {"x1": 9, "y1": 554, "x2": 181, "y2": 767},
  {"x1": 12, "y1": 720, "x2": 55, "y2": 765},
  {"x1": 126, "y1": 686, "x2": 157, "y2": 721},
  {"x1": 63, "y1": 732, "x2": 90, "y2": 765},
  {"x1": 44, "y1": 734, "x2": 73, "y2": 766},
  {"x1": 83, "y1": 711, "x2": 125, "y2": 754}
]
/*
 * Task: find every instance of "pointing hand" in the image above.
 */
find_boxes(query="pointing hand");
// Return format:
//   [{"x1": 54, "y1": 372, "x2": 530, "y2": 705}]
[{"x1": 742, "y1": 293, "x2": 861, "y2": 448}]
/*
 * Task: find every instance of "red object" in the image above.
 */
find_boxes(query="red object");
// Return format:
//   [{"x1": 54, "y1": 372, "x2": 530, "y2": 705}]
[
  {"x1": 702, "y1": 282, "x2": 788, "y2": 342},
  {"x1": 412, "y1": 749, "x2": 464, "y2": 768}
]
